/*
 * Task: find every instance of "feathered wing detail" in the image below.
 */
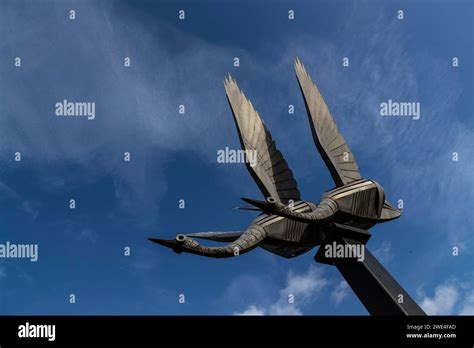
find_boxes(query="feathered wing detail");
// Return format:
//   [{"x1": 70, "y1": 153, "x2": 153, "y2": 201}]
[
  {"x1": 294, "y1": 58, "x2": 362, "y2": 187},
  {"x1": 224, "y1": 76, "x2": 301, "y2": 203}
]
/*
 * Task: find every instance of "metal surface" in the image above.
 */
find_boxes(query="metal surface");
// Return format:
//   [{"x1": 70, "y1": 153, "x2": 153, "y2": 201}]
[{"x1": 295, "y1": 58, "x2": 361, "y2": 186}]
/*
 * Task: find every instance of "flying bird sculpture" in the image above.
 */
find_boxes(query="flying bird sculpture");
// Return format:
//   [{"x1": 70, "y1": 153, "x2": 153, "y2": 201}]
[{"x1": 149, "y1": 58, "x2": 401, "y2": 259}]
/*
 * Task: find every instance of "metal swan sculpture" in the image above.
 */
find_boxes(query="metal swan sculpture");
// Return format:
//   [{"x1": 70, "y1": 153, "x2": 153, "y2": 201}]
[{"x1": 149, "y1": 58, "x2": 401, "y2": 258}]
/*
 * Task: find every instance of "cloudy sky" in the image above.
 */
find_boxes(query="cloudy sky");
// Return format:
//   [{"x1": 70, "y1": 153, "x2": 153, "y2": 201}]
[{"x1": 0, "y1": 0, "x2": 472, "y2": 315}]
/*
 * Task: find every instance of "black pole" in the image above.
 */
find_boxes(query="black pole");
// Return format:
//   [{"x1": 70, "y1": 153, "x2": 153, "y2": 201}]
[{"x1": 315, "y1": 224, "x2": 426, "y2": 316}]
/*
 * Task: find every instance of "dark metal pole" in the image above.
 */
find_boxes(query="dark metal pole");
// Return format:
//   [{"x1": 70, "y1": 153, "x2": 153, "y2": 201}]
[{"x1": 315, "y1": 224, "x2": 426, "y2": 316}]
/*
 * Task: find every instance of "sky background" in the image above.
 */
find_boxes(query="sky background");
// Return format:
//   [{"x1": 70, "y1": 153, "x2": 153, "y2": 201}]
[{"x1": 0, "y1": 0, "x2": 472, "y2": 315}]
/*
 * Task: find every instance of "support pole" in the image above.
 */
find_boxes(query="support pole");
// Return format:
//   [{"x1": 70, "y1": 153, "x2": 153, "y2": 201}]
[{"x1": 315, "y1": 224, "x2": 426, "y2": 316}]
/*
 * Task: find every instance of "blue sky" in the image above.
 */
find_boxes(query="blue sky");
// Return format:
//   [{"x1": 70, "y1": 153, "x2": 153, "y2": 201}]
[{"x1": 0, "y1": 0, "x2": 472, "y2": 315}]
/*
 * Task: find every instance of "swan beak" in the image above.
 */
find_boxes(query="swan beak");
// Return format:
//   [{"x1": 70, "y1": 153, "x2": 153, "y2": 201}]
[
  {"x1": 241, "y1": 197, "x2": 276, "y2": 214},
  {"x1": 148, "y1": 238, "x2": 183, "y2": 254}
]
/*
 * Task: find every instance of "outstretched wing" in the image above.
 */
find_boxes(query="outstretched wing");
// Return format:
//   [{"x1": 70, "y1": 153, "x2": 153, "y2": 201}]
[
  {"x1": 294, "y1": 58, "x2": 362, "y2": 187},
  {"x1": 224, "y1": 75, "x2": 301, "y2": 203}
]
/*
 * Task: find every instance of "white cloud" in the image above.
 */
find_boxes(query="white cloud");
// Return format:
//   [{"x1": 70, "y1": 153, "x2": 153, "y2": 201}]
[
  {"x1": 419, "y1": 280, "x2": 474, "y2": 315},
  {"x1": 372, "y1": 240, "x2": 394, "y2": 264},
  {"x1": 331, "y1": 280, "x2": 350, "y2": 305},
  {"x1": 0, "y1": 2, "x2": 257, "y2": 222},
  {"x1": 420, "y1": 284, "x2": 459, "y2": 315},
  {"x1": 270, "y1": 265, "x2": 328, "y2": 315},
  {"x1": 234, "y1": 305, "x2": 265, "y2": 316},
  {"x1": 234, "y1": 265, "x2": 328, "y2": 316},
  {"x1": 459, "y1": 291, "x2": 474, "y2": 315}
]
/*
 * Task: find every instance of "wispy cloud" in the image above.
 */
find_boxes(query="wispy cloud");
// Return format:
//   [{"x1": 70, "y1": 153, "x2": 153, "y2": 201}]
[
  {"x1": 234, "y1": 305, "x2": 265, "y2": 316},
  {"x1": 459, "y1": 291, "x2": 474, "y2": 315},
  {"x1": 372, "y1": 240, "x2": 394, "y2": 264},
  {"x1": 0, "y1": 181, "x2": 38, "y2": 219},
  {"x1": 419, "y1": 279, "x2": 474, "y2": 315},
  {"x1": 331, "y1": 280, "x2": 350, "y2": 305},
  {"x1": 0, "y1": 1, "x2": 258, "y2": 221},
  {"x1": 235, "y1": 265, "x2": 328, "y2": 315},
  {"x1": 420, "y1": 283, "x2": 459, "y2": 315}
]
